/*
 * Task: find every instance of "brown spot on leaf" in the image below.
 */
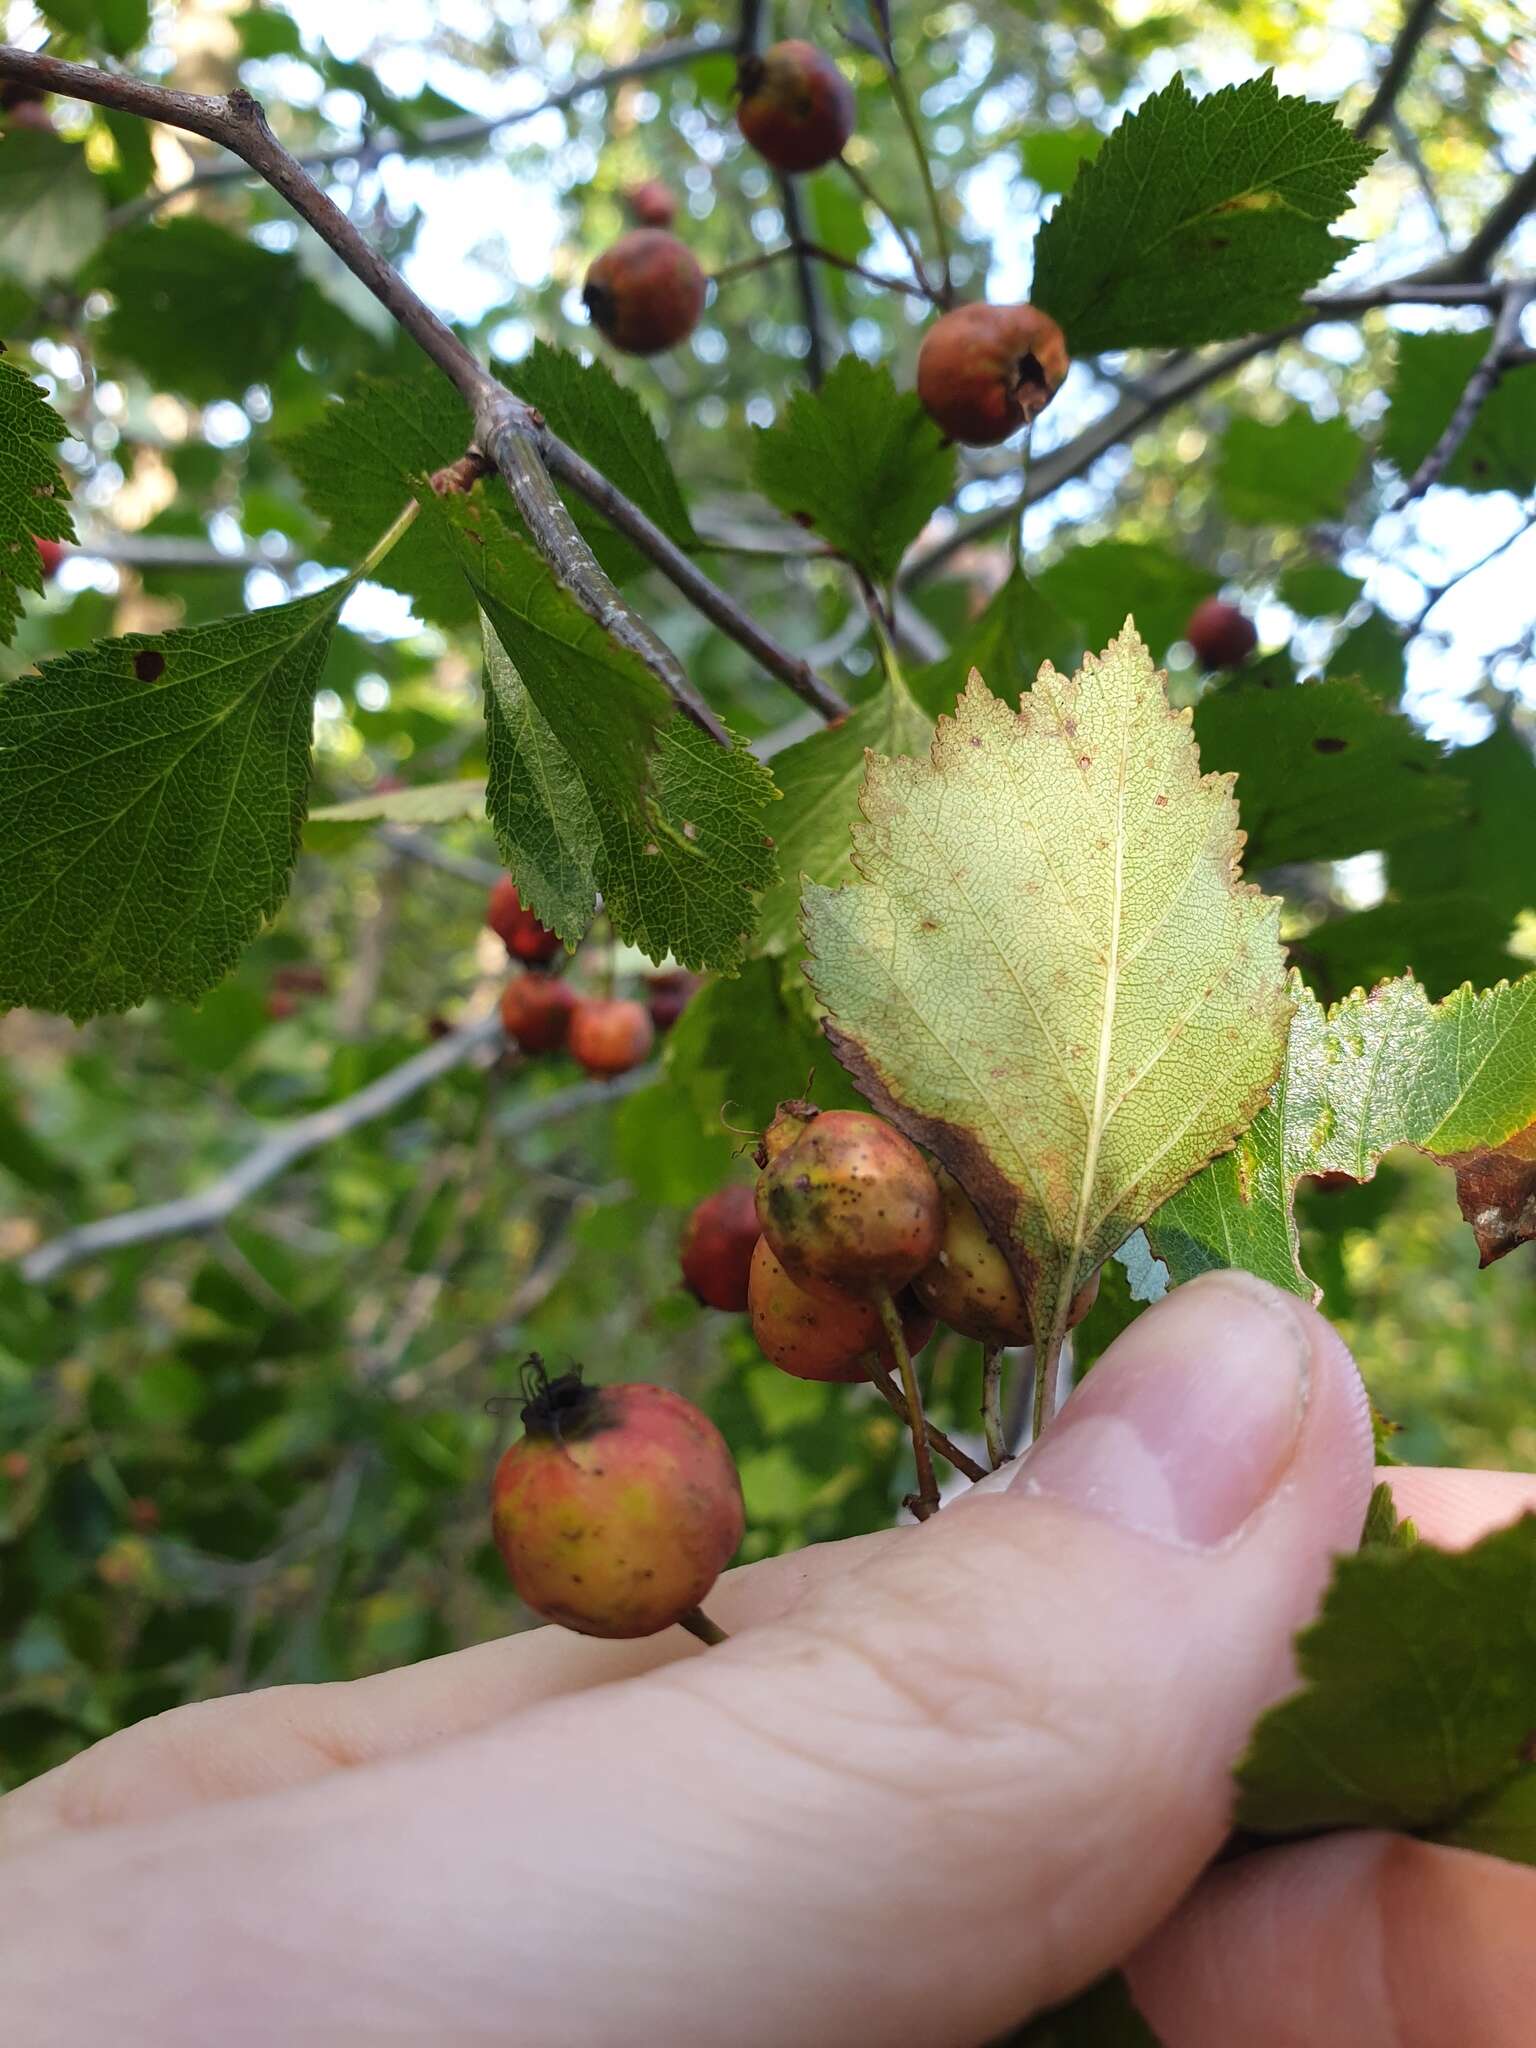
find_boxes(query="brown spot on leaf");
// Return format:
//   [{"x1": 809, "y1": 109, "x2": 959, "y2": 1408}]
[
  {"x1": 133, "y1": 651, "x2": 166, "y2": 682},
  {"x1": 1312, "y1": 736, "x2": 1347, "y2": 754},
  {"x1": 1436, "y1": 1125, "x2": 1536, "y2": 1266},
  {"x1": 1078, "y1": 755, "x2": 1092, "y2": 770},
  {"x1": 1154, "y1": 793, "x2": 1168, "y2": 806}
]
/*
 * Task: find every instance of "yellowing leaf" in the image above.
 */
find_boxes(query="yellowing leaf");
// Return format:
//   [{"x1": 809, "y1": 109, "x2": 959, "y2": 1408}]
[{"x1": 803, "y1": 624, "x2": 1291, "y2": 1386}]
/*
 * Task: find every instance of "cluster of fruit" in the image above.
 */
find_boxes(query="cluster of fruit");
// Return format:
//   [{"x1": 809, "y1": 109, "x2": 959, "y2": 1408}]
[
  {"x1": 490, "y1": 1098, "x2": 1103, "y2": 1647},
  {"x1": 487, "y1": 875, "x2": 693, "y2": 1078}
]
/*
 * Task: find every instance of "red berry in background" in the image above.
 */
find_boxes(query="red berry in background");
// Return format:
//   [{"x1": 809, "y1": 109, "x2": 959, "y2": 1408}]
[
  {"x1": 33, "y1": 536, "x2": 65, "y2": 580},
  {"x1": 748, "y1": 1237, "x2": 935, "y2": 1382},
  {"x1": 500, "y1": 972, "x2": 578, "y2": 1055},
  {"x1": 1, "y1": 83, "x2": 53, "y2": 133},
  {"x1": 754, "y1": 1103, "x2": 943, "y2": 1302},
  {"x1": 264, "y1": 988, "x2": 298, "y2": 1021},
  {"x1": 623, "y1": 177, "x2": 678, "y2": 229},
  {"x1": 680, "y1": 1184, "x2": 760, "y2": 1311},
  {"x1": 485, "y1": 876, "x2": 562, "y2": 965},
  {"x1": 491, "y1": 1367, "x2": 743, "y2": 1638},
  {"x1": 1185, "y1": 597, "x2": 1258, "y2": 671},
  {"x1": 583, "y1": 230, "x2": 706, "y2": 356},
  {"x1": 128, "y1": 1496, "x2": 161, "y2": 1532},
  {"x1": 1, "y1": 1450, "x2": 30, "y2": 1482},
  {"x1": 645, "y1": 968, "x2": 700, "y2": 1034},
  {"x1": 912, "y1": 1166, "x2": 1098, "y2": 1344},
  {"x1": 916, "y1": 302, "x2": 1070, "y2": 446},
  {"x1": 736, "y1": 40, "x2": 855, "y2": 173},
  {"x1": 568, "y1": 996, "x2": 655, "y2": 1077},
  {"x1": 271, "y1": 963, "x2": 328, "y2": 998}
]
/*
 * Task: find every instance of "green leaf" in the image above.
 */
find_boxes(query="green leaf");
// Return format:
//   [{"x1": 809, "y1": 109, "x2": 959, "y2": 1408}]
[
  {"x1": 0, "y1": 584, "x2": 352, "y2": 1019},
  {"x1": 1382, "y1": 330, "x2": 1536, "y2": 496},
  {"x1": 0, "y1": 131, "x2": 107, "y2": 291},
  {"x1": 481, "y1": 615, "x2": 600, "y2": 944},
  {"x1": 908, "y1": 569, "x2": 1082, "y2": 718},
  {"x1": 1300, "y1": 889, "x2": 1521, "y2": 1003},
  {"x1": 1032, "y1": 75, "x2": 1375, "y2": 355},
  {"x1": 1019, "y1": 125, "x2": 1105, "y2": 196},
  {"x1": 750, "y1": 356, "x2": 955, "y2": 583},
  {"x1": 1391, "y1": 724, "x2": 1536, "y2": 935},
  {"x1": 757, "y1": 678, "x2": 932, "y2": 951},
  {"x1": 1441, "y1": 1766, "x2": 1536, "y2": 1866},
  {"x1": 427, "y1": 498, "x2": 774, "y2": 971},
  {"x1": 0, "y1": 354, "x2": 74, "y2": 645},
  {"x1": 505, "y1": 340, "x2": 696, "y2": 551},
  {"x1": 666, "y1": 955, "x2": 867, "y2": 1143},
  {"x1": 1331, "y1": 608, "x2": 1408, "y2": 703},
  {"x1": 308, "y1": 779, "x2": 487, "y2": 826},
  {"x1": 804, "y1": 627, "x2": 1292, "y2": 1357},
  {"x1": 1035, "y1": 542, "x2": 1218, "y2": 665},
  {"x1": 1278, "y1": 563, "x2": 1363, "y2": 617},
  {"x1": 279, "y1": 363, "x2": 476, "y2": 627},
  {"x1": 91, "y1": 218, "x2": 308, "y2": 403},
  {"x1": 41, "y1": 0, "x2": 150, "y2": 53},
  {"x1": 1192, "y1": 676, "x2": 1463, "y2": 868},
  {"x1": 1237, "y1": 1515, "x2": 1536, "y2": 1841},
  {"x1": 1146, "y1": 973, "x2": 1536, "y2": 1293},
  {"x1": 1215, "y1": 412, "x2": 1364, "y2": 525}
]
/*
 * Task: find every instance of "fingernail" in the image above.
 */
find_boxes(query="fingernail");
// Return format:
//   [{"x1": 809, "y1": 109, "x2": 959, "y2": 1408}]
[{"x1": 1011, "y1": 1270, "x2": 1312, "y2": 1547}]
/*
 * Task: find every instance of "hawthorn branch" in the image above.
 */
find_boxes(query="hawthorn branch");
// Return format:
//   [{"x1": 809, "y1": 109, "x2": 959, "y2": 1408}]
[
  {"x1": 1433, "y1": 155, "x2": 1536, "y2": 281},
  {"x1": 1353, "y1": 0, "x2": 1439, "y2": 140},
  {"x1": 778, "y1": 174, "x2": 831, "y2": 387},
  {"x1": 106, "y1": 33, "x2": 725, "y2": 225},
  {"x1": 1400, "y1": 284, "x2": 1535, "y2": 501},
  {"x1": 18, "y1": 1025, "x2": 655, "y2": 1285}
]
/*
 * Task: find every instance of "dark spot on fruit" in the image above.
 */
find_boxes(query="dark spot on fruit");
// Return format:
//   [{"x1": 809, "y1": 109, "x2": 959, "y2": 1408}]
[
  {"x1": 133, "y1": 651, "x2": 166, "y2": 681},
  {"x1": 1312, "y1": 736, "x2": 1347, "y2": 754}
]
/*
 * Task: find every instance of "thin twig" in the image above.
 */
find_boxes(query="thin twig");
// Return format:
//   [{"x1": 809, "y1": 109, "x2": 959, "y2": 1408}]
[
  {"x1": 1388, "y1": 110, "x2": 1451, "y2": 247},
  {"x1": 17, "y1": 1012, "x2": 506, "y2": 1284},
  {"x1": 1399, "y1": 285, "x2": 1535, "y2": 501},
  {"x1": 378, "y1": 826, "x2": 504, "y2": 889},
  {"x1": 838, "y1": 154, "x2": 940, "y2": 305},
  {"x1": 884, "y1": 61, "x2": 953, "y2": 305},
  {"x1": 1406, "y1": 500, "x2": 1536, "y2": 638},
  {"x1": 778, "y1": 174, "x2": 831, "y2": 387},
  {"x1": 1425, "y1": 154, "x2": 1536, "y2": 282},
  {"x1": 1353, "y1": 0, "x2": 1440, "y2": 140},
  {"x1": 800, "y1": 239, "x2": 933, "y2": 301},
  {"x1": 864, "y1": 1355, "x2": 988, "y2": 1484},
  {"x1": 105, "y1": 34, "x2": 726, "y2": 226}
]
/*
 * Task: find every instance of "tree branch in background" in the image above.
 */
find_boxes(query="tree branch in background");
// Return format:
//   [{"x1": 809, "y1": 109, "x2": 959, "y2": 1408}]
[
  {"x1": 1430, "y1": 154, "x2": 1536, "y2": 281},
  {"x1": 1401, "y1": 285, "x2": 1536, "y2": 501},
  {"x1": 1352, "y1": 0, "x2": 1439, "y2": 140},
  {"x1": 378, "y1": 827, "x2": 505, "y2": 889},
  {"x1": 106, "y1": 33, "x2": 727, "y2": 226},
  {"x1": 837, "y1": 154, "x2": 940, "y2": 305},
  {"x1": 778, "y1": 174, "x2": 831, "y2": 387},
  {"x1": 18, "y1": 1021, "x2": 656, "y2": 1285}
]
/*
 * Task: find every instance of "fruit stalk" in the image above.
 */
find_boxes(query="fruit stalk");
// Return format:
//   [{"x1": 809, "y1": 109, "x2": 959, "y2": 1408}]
[
  {"x1": 981, "y1": 1344, "x2": 1007, "y2": 1469},
  {"x1": 678, "y1": 1607, "x2": 730, "y2": 1647},
  {"x1": 875, "y1": 1285, "x2": 940, "y2": 1519},
  {"x1": 863, "y1": 1355, "x2": 987, "y2": 1484}
]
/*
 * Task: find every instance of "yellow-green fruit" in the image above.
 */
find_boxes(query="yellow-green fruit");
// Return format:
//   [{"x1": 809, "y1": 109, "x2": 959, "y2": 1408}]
[
  {"x1": 491, "y1": 1374, "x2": 743, "y2": 1639},
  {"x1": 913, "y1": 1168, "x2": 1099, "y2": 1344}
]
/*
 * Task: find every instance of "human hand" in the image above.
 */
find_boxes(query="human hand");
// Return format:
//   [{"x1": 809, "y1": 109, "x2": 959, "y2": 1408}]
[{"x1": 2, "y1": 1271, "x2": 1531, "y2": 2046}]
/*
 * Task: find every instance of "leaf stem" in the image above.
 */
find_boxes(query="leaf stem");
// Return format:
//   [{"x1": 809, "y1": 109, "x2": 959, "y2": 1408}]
[
  {"x1": 678, "y1": 1607, "x2": 730, "y2": 1646},
  {"x1": 874, "y1": 1286, "x2": 941, "y2": 1518},
  {"x1": 356, "y1": 499, "x2": 421, "y2": 582},
  {"x1": 981, "y1": 1345, "x2": 1008, "y2": 1469},
  {"x1": 837, "y1": 155, "x2": 941, "y2": 306},
  {"x1": 864, "y1": 1354, "x2": 987, "y2": 1483},
  {"x1": 884, "y1": 63, "x2": 953, "y2": 306}
]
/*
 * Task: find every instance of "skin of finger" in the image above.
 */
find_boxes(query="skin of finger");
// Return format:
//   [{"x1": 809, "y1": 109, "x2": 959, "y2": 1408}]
[
  {"x1": 0, "y1": 1529, "x2": 897, "y2": 1854},
  {"x1": 0, "y1": 1289, "x2": 1372, "y2": 2048},
  {"x1": 1129, "y1": 1830, "x2": 1536, "y2": 2047},
  {"x1": 1385, "y1": 1467, "x2": 1536, "y2": 1550}
]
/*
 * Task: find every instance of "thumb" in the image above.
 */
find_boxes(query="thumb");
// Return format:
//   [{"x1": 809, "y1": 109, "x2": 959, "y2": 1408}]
[{"x1": 1, "y1": 1273, "x2": 1373, "y2": 2048}]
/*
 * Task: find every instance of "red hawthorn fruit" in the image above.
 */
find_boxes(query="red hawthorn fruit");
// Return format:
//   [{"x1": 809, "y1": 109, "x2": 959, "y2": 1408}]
[
  {"x1": 271, "y1": 964, "x2": 328, "y2": 998},
  {"x1": 1186, "y1": 597, "x2": 1258, "y2": 671},
  {"x1": 583, "y1": 230, "x2": 706, "y2": 355},
  {"x1": 623, "y1": 177, "x2": 678, "y2": 229},
  {"x1": 748, "y1": 1237, "x2": 935, "y2": 1382},
  {"x1": 0, "y1": 1451, "x2": 30, "y2": 1482},
  {"x1": 754, "y1": 1102, "x2": 943, "y2": 1301},
  {"x1": 645, "y1": 968, "x2": 700, "y2": 1034},
  {"x1": 33, "y1": 536, "x2": 65, "y2": 580},
  {"x1": 912, "y1": 1166, "x2": 1099, "y2": 1345},
  {"x1": 915, "y1": 302, "x2": 1070, "y2": 446},
  {"x1": 485, "y1": 876, "x2": 562, "y2": 965},
  {"x1": 491, "y1": 1367, "x2": 744, "y2": 1638},
  {"x1": 264, "y1": 989, "x2": 299, "y2": 1021},
  {"x1": 1, "y1": 83, "x2": 53, "y2": 133},
  {"x1": 680, "y1": 1184, "x2": 760, "y2": 1311},
  {"x1": 568, "y1": 997, "x2": 655, "y2": 1078},
  {"x1": 736, "y1": 40, "x2": 855, "y2": 174},
  {"x1": 128, "y1": 1496, "x2": 161, "y2": 1532},
  {"x1": 500, "y1": 972, "x2": 579, "y2": 1055}
]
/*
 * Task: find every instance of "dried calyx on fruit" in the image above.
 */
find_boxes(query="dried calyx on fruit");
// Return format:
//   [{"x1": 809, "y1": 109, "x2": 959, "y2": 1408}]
[
  {"x1": 583, "y1": 230, "x2": 706, "y2": 355},
  {"x1": 568, "y1": 996, "x2": 655, "y2": 1078},
  {"x1": 754, "y1": 1101, "x2": 942, "y2": 1301},
  {"x1": 485, "y1": 876, "x2": 562, "y2": 965},
  {"x1": 748, "y1": 1237, "x2": 935, "y2": 1382},
  {"x1": 491, "y1": 1359, "x2": 743, "y2": 1639},
  {"x1": 916, "y1": 302, "x2": 1069, "y2": 446},
  {"x1": 680, "y1": 1184, "x2": 760, "y2": 1312},
  {"x1": 735, "y1": 39, "x2": 855, "y2": 174},
  {"x1": 1185, "y1": 597, "x2": 1258, "y2": 671},
  {"x1": 500, "y1": 972, "x2": 578, "y2": 1055},
  {"x1": 912, "y1": 1166, "x2": 1099, "y2": 1344}
]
